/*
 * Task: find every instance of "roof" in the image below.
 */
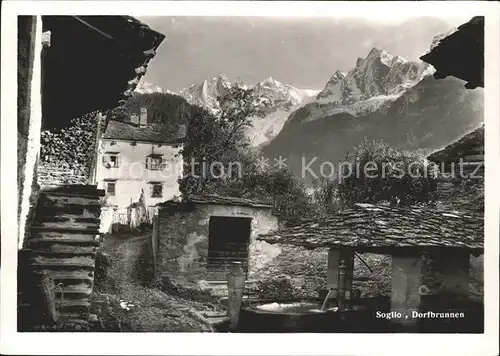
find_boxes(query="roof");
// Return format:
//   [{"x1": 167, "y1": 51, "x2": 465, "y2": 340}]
[
  {"x1": 41, "y1": 16, "x2": 165, "y2": 129},
  {"x1": 257, "y1": 203, "x2": 483, "y2": 253},
  {"x1": 102, "y1": 119, "x2": 182, "y2": 144},
  {"x1": 420, "y1": 16, "x2": 484, "y2": 89},
  {"x1": 157, "y1": 194, "x2": 274, "y2": 209},
  {"x1": 427, "y1": 125, "x2": 484, "y2": 164}
]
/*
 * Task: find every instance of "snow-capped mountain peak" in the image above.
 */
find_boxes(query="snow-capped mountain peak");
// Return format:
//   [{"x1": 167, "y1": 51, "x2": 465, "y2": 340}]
[
  {"x1": 260, "y1": 76, "x2": 280, "y2": 87},
  {"x1": 315, "y1": 47, "x2": 432, "y2": 110},
  {"x1": 134, "y1": 80, "x2": 165, "y2": 94},
  {"x1": 178, "y1": 75, "x2": 320, "y2": 146}
]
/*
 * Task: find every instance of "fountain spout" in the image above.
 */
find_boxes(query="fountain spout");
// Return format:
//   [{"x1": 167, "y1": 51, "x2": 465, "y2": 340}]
[{"x1": 320, "y1": 289, "x2": 335, "y2": 311}]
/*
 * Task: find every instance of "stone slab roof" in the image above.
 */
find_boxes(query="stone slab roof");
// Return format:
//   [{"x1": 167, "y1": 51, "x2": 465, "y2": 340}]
[
  {"x1": 102, "y1": 119, "x2": 182, "y2": 144},
  {"x1": 157, "y1": 194, "x2": 274, "y2": 209},
  {"x1": 257, "y1": 203, "x2": 483, "y2": 253},
  {"x1": 427, "y1": 125, "x2": 484, "y2": 164},
  {"x1": 420, "y1": 16, "x2": 484, "y2": 89}
]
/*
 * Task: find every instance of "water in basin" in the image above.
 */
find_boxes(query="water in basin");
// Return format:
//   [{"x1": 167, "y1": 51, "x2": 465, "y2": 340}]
[{"x1": 255, "y1": 301, "x2": 339, "y2": 313}]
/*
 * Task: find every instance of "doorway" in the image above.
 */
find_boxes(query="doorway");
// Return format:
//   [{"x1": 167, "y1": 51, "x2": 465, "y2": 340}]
[{"x1": 207, "y1": 216, "x2": 252, "y2": 281}]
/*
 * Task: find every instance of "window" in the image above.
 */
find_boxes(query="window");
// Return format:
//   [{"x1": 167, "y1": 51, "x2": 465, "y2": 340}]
[
  {"x1": 150, "y1": 183, "x2": 163, "y2": 198},
  {"x1": 146, "y1": 155, "x2": 165, "y2": 170},
  {"x1": 106, "y1": 181, "x2": 116, "y2": 196},
  {"x1": 103, "y1": 153, "x2": 120, "y2": 168}
]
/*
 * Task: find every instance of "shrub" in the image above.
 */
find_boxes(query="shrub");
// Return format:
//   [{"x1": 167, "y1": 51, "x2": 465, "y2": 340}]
[
  {"x1": 255, "y1": 275, "x2": 303, "y2": 300},
  {"x1": 339, "y1": 139, "x2": 437, "y2": 207}
]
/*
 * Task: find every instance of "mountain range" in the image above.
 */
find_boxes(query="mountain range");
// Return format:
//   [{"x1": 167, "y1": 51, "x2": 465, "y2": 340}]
[
  {"x1": 177, "y1": 75, "x2": 319, "y2": 146},
  {"x1": 134, "y1": 29, "x2": 483, "y2": 180},
  {"x1": 263, "y1": 42, "x2": 483, "y2": 180}
]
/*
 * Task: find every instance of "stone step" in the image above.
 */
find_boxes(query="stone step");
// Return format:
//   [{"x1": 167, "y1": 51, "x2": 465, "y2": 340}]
[
  {"x1": 32, "y1": 217, "x2": 101, "y2": 230},
  {"x1": 36, "y1": 207, "x2": 101, "y2": 221},
  {"x1": 31, "y1": 226, "x2": 100, "y2": 235},
  {"x1": 38, "y1": 194, "x2": 102, "y2": 211},
  {"x1": 55, "y1": 283, "x2": 93, "y2": 297},
  {"x1": 202, "y1": 311, "x2": 227, "y2": 318},
  {"x1": 30, "y1": 255, "x2": 95, "y2": 268},
  {"x1": 30, "y1": 263, "x2": 95, "y2": 271},
  {"x1": 30, "y1": 250, "x2": 97, "y2": 257},
  {"x1": 28, "y1": 237, "x2": 100, "y2": 247},
  {"x1": 49, "y1": 271, "x2": 94, "y2": 285},
  {"x1": 56, "y1": 299, "x2": 91, "y2": 316},
  {"x1": 58, "y1": 311, "x2": 91, "y2": 320}
]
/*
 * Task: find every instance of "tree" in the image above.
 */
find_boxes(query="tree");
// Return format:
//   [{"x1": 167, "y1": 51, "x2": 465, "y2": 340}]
[
  {"x1": 310, "y1": 178, "x2": 342, "y2": 215},
  {"x1": 338, "y1": 139, "x2": 437, "y2": 207},
  {"x1": 180, "y1": 86, "x2": 269, "y2": 195}
]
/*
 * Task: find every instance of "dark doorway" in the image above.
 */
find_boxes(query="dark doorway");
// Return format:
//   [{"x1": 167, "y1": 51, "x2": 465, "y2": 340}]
[{"x1": 207, "y1": 216, "x2": 252, "y2": 281}]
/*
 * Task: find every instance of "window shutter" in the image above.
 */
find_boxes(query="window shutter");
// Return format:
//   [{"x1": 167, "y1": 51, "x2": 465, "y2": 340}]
[
  {"x1": 161, "y1": 159, "x2": 167, "y2": 170},
  {"x1": 145, "y1": 157, "x2": 150, "y2": 170},
  {"x1": 117, "y1": 155, "x2": 122, "y2": 168}
]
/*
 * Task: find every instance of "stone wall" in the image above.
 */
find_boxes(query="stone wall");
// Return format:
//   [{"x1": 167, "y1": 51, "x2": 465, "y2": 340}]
[
  {"x1": 18, "y1": 17, "x2": 36, "y2": 223},
  {"x1": 37, "y1": 161, "x2": 89, "y2": 186},
  {"x1": 155, "y1": 203, "x2": 279, "y2": 283},
  {"x1": 17, "y1": 16, "x2": 43, "y2": 249}
]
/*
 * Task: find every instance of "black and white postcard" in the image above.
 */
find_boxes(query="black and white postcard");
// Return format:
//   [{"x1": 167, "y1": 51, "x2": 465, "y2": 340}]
[{"x1": 1, "y1": 1, "x2": 499, "y2": 355}]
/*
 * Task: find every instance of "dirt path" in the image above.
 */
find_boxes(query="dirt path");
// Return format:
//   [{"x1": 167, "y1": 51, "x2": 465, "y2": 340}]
[{"x1": 94, "y1": 230, "x2": 221, "y2": 332}]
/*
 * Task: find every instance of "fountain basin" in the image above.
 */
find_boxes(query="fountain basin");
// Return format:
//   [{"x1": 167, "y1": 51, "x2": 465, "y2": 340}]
[{"x1": 237, "y1": 298, "x2": 389, "y2": 333}]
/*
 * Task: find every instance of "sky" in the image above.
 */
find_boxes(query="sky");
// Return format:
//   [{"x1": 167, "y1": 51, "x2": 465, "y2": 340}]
[{"x1": 138, "y1": 16, "x2": 472, "y2": 93}]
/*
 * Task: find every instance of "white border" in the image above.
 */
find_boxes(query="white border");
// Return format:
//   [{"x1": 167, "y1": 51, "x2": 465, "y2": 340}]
[{"x1": 1, "y1": 2, "x2": 499, "y2": 356}]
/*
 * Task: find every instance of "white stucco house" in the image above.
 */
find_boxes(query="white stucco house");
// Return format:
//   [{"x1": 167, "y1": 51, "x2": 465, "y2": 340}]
[{"x1": 95, "y1": 108, "x2": 184, "y2": 232}]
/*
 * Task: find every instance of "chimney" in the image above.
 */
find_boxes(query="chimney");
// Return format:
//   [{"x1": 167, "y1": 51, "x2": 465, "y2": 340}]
[
  {"x1": 139, "y1": 107, "x2": 147, "y2": 127},
  {"x1": 130, "y1": 113, "x2": 139, "y2": 125},
  {"x1": 177, "y1": 124, "x2": 187, "y2": 140}
]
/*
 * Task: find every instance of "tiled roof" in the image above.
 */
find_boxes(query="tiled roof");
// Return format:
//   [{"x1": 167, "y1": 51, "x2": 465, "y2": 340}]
[
  {"x1": 157, "y1": 194, "x2": 274, "y2": 209},
  {"x1": 427, "y1": 125, "x2": 484, "y2": 164},
  {"x1": 102, "y1": 119, "x2": 182, "y2": 144},
  {"x1": 189, "y1": 194, "x2": 273, "y2": 208},
  {"x1": 257, "y1": 203, "x2": 483, "y2": 252},
  {"x1": 420, "y1": 16, "x2": 484, "y2": 89}
]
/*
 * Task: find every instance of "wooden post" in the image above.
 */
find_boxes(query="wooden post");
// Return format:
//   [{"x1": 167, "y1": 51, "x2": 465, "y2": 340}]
[
  {"x1": 340, "y1": 248, "x2": 354, "y2": 303},
  {"x1": 391, "y1": 254, "x2": 423, "y2": 326},
  {"x1": 227, "y1": 261, "x2": 246, "y2": 331},
  {"x1": 327, "y1": 248, "x2": 340, "y2": 297},
  {"x1": 337, "y1": 260, "x2": 346, "y2": 311},
  {"x1": 89, "y1": 112, "x2": 103, "y2": 185}
]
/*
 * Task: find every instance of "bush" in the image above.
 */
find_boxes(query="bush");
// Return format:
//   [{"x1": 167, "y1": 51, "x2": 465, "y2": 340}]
[
  {"x1": 339, "y1": 139, "x2": 437, "y2": 207},
  {"x1": 255, "y1": 275, "x2": 304, "y2": 300}
]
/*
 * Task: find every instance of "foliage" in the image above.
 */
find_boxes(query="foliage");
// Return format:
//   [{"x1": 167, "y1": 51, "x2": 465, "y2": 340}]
[
  {"x1": 310, "y1": 178, "x2": 342, "y2": 215},
  {"x1": 338, "y1": 139, "x2": 437, "y2": 207},
  {"x1": 180, "y1": 86, "x2": 269, "y2": 195},
  {"x1": 39, "y1": 111, "x2": 99, "y2": 174},
  {"x1": 255, "y1": 275, "x2": 303, "y2": 300}
]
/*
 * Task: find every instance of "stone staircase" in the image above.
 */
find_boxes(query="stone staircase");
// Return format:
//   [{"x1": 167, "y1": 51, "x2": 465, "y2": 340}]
[{"x1": 22, "y1": 185, "x2": 105, "y2": 322}]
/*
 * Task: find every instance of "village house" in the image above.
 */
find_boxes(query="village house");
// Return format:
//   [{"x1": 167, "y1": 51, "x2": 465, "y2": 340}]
[
  {"x1": 95, "y1": 108, "x2": 185, "y2": 231},
  {"x1": 16, "y1": 15, "x2": 165, "y2": 330},
  {"x1": 152, "y1": 195, "x2": 280, "y2": 283}
]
